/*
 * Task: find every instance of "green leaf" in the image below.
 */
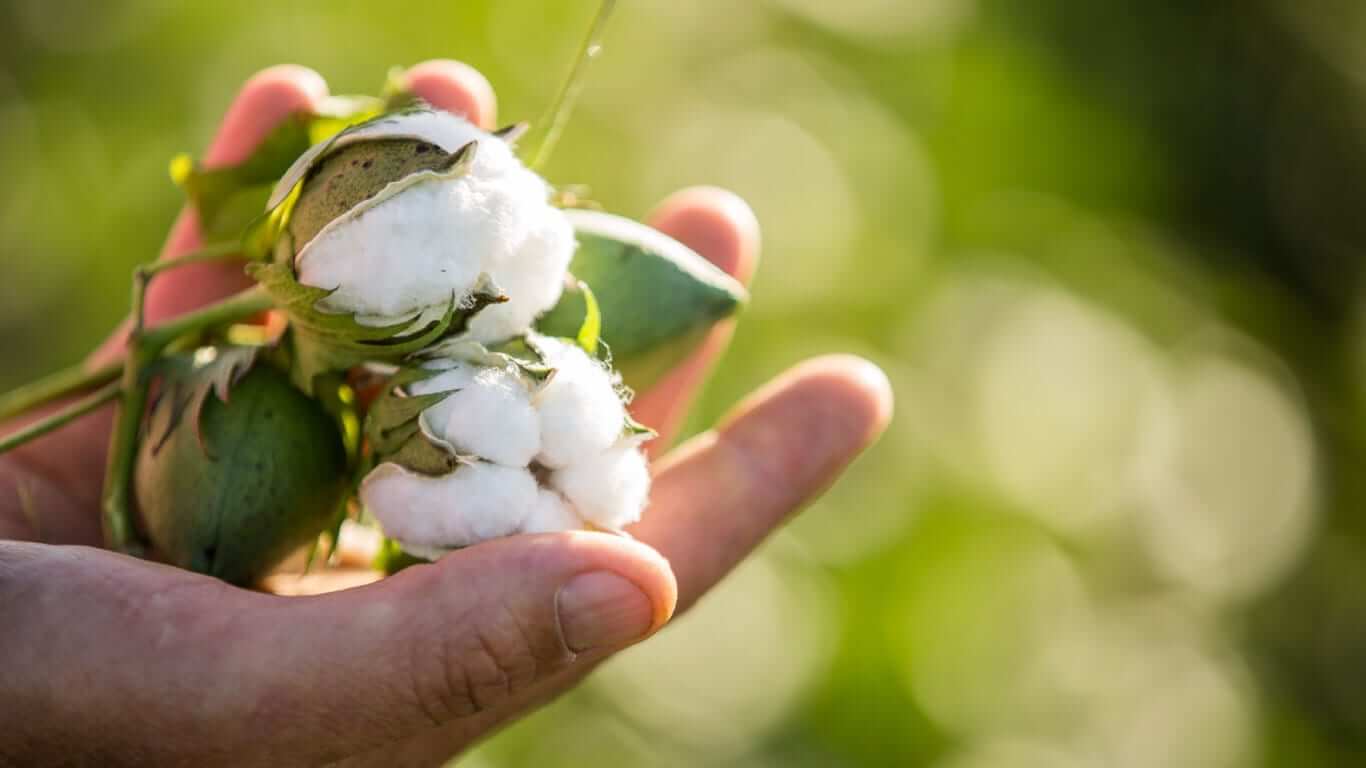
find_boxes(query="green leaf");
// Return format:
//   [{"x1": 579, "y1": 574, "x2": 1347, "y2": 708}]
[
  {"x1": 575, "y1": 280, "x2": 602, "y2": 356},
  {"x1": 536, "y1": 210, "x2": 748, "y2": 392},
  {"x1": 174, "y1": 115, "x2": 316, "y2": 243},
  {"x1": 247, "y1": 262, "x2": 504, "y2": 392}
]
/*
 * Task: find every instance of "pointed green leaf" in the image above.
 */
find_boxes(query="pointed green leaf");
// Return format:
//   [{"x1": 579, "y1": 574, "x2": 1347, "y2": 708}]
[{"x1": 174, "y1": 114, "x2": 315, "y2": 243}]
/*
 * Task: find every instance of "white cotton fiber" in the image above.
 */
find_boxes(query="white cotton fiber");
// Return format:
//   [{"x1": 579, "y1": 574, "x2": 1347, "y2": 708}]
[
  {"x1": 360, "y1": 461, "x2": 538, "y2": 550},
  {"x1": 411, "y1": 361, "x2": 540, "y2": 467},
  {"x1": 296, "y1": 178, "x2": 492, "y2": 325},
  {"x1": 293, "y1": 111, "x2": 574, "y2": 336},
  {"x1": 465, "y1": 208, "x2": 576, "y2": 344},
  {"x1": 550, "y1": 437, "x2": 651, "y2": 531},
  {"x1": 533, "y1": 337, "x2": 627, "y2": 469},
  {"x1": 521, "y1": 489, "x2": 585, "y2": 535}
]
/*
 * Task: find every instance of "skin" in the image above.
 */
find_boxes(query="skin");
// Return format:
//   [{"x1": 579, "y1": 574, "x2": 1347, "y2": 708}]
[{"x1": 0, "y1": 62, "x2": 893, "y2": 767}]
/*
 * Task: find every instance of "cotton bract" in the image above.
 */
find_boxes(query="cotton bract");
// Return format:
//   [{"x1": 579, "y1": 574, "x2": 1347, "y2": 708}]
[
  {"x1": 359, "y1": 336, "x2": 651, "y2": 559},
  {"x1": 282, "y1": 110, "x2": 575, "y2": 343}
]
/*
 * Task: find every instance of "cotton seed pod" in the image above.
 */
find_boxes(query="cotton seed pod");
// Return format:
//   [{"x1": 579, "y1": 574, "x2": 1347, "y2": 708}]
[
  {"x1": 134, "y1": 354, "x2": 348, "y2": 586},
  {"x1": 537, "y1": 209, "x2": 748, "y2": 391},
  {"x1": 359, "y1": 334, "x2": 652, "y2": 559},
  {"x1": 273, "y1": 109, "x2": 575, "y2": 343}
]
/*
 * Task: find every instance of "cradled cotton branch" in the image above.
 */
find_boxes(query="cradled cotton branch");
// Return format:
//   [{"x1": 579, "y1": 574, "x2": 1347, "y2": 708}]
[{"x1": 0, "y1": 1, "x2": 750, "y2": 585}]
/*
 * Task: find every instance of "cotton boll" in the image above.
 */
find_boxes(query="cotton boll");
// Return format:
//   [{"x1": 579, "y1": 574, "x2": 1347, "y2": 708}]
[
  {"x1": 551, "y1": 438, "x2": 651, "y2": 530},
  {"x1": 411, "y1": 361, "x2": 540, "y2": 466},
  {"x1": 521, "y1": 489, "x2": 586, "y2": 534},
  {"x1": 290, "y1": 110, "x2": 573, "y2": 334},
  {"x1": 361, "y1": 461, "x2": 538, "y2": 550},
  {"x1": 296, "y1": 178, "x2": 496, "y2": 324},
  {"x1": 465, "y1": 203, "x2": 576, "y2": 343},
  {"x1": 534, "y1": 337, "x2": 628, "y2": 469}
]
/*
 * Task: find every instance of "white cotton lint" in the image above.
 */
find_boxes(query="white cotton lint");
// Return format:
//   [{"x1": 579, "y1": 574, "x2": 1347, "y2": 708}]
[
  {"x1": 521, "y1": 489, "x2": 586, "y2": 534},
  {"x1": 360, "y1": 462, "x2": 538, "y2": 549},
  {"x1": 551, "y1": 438, "x2": 651, "y2": 531},
  {"x1": 412, "y1": 362, "x2": 541, "y2": 467},
  {"x1": 295, "y1": 177, "x2": 493, "y2": 323},
  {"x1": 533, "y1": 337, "x2": 627, "y2": 469},
  {"x1": 292, "y1": 111, "x2": 572, "y2": 334},
  {"x1": 465, "y1": 199, "x2": 576, "y2": 344}
]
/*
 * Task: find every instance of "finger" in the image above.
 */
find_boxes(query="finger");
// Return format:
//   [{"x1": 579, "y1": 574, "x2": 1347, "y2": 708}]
[
  {"x1": 633, "y1": 355, "x2": 892, "y2": 610},
  {"x1": 0, "y1": 68, "x2": 330, "y2": 544},
  {"x1": 403, "y1": 59, "x2": 498, "y2": 129},
  {"x1": 245, "y1": 533, "x2": 674, "y2": 762},
  {"x1": 341, "y1": 356, "x2": 894, "y2": 765},
  {"x1": 144, "y1": 65, "x2": 331, "y2": 328},
  {"x1": 630, "y1": 187, "x2": 761, "y2": 452},
  {"x1": 0, "y1": 535, "x2": 673, "y2": 764}
]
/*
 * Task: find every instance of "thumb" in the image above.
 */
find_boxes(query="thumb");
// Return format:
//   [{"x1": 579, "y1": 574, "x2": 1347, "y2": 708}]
[{"x1": 239, "y1": 532, "x2": 676, "y2": 761}]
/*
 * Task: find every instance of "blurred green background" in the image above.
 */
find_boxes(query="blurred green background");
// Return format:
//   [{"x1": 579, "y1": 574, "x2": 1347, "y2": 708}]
[{"x1": 4, "y1": 0, "x2": 1366, "y2": 765}]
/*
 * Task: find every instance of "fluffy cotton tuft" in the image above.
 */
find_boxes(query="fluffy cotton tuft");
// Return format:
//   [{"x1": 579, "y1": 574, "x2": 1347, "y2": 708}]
[
  {"x1": 533, "y1": 337, "x2": 627, "y2": 469},
  {"x1": 411, "y1": 361, "x2": 540, "y2": 467},
  {"x1": 521, "y1": 489, "x2": 585, "y2": 534},
  {"x1": 364, "y1": 342, "x2": 651, "y2": 552},
  {"x1": 550, "y1": 437, "x2": 651, "y2": 530},
  {"x1": 360, "y1": 461, "x2": 538, "y2": 554},
  {"x1": 294, "y1": 111, "x2": 573, "y2": 340},
  {"x1": 465, "y1": 213, "x2": 574, "y2": 342}
]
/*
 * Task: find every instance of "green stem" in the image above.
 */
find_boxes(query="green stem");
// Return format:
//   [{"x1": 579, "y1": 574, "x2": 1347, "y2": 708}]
[
  {"x1": 142, "y1": 241, "x2": 243, "y2": 279},
  {"x1": 101, "y1": 284, "x2": 273, "y2": 554},
  {"x1": 134, "y1": 242, "x2": 245, "y2": 335},
  {"x1": 0, "y1": 381, "x2": 121, "y2": 455},
  {"x1": 102, "y1": 348, "x2": 151, "y2": 556},
  {"x1": 0, "y1": 359, "x2": 123, "y2": 424},
  {"x1": 0, "y1": 244, "x2": 245, "y2": 425},
  {"x1": 529, "y1": 0, "x2": 618, "y2": 172}
]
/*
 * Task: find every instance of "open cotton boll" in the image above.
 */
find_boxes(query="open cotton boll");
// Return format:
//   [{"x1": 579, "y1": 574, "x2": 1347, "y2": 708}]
[
  {"x1": 360, "y1": 461, "x2": 538, "y2": 552},
  {"x1": 411, "y1": 361, "x2": 541, "y2": 467},
  {"x1": 533, "y1": 336, "x2": 628, "y2": 469},
  {"x1": 550, "y1": 437, "x2": 651, "y2": 530},
  {"x1": 521, "y1": 489, "x2": 585, "y2": 534},
  {"x1": 296, "y1": 180, "x2": 494, "y2": 324},
  {"x1": 290, "y1": 110, "x2": 574, "y2": 333}
]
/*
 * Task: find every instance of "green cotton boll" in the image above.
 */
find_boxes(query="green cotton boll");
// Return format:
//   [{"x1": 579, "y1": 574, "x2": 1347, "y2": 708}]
[
  {"x1": 134, "y1": 360, "x2": 348, "y2": 586},
  {"x1": 536, "y1": 210, "x2": 749, "y2": 392}
]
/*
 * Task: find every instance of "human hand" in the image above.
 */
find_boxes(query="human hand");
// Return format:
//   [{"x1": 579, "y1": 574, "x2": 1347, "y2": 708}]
[{"x1": 0, "y1": 62, "x2": 892, "y2": 766}]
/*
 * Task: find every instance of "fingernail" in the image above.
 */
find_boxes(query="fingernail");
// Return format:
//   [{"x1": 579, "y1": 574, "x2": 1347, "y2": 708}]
[{"x1": 557, "y1": 572, "x2": 654, "y2": 653}]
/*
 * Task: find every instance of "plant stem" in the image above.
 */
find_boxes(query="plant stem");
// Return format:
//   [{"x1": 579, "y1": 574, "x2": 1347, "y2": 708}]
[
  {"x1": 142, "y1": 241, "x2": 243, "y2": 278},
  {"x1": 0, "y1": 381, "x2": 121, "y2": 455},
  {"x1": 142, "y1": 285, "x2": 273, "y2": 348},
  {"x1": 0, "y1": 359, "x2": 123, "y2": 424},
  {"x1": 0, "y1": 244, "x2": 247, "y2": 425},
  {"x1": 529, "y1": 0, "x2": 618, "y2": 172},
  {"x1": 101, "y1": 284, "x2": 273, "y2": 554},
  {"x1": 101, "y1": 344, "x2": 152, "y2": 555},
  {"x1": 134, "y1": 242, "x2": 246, "y2": 335}
]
